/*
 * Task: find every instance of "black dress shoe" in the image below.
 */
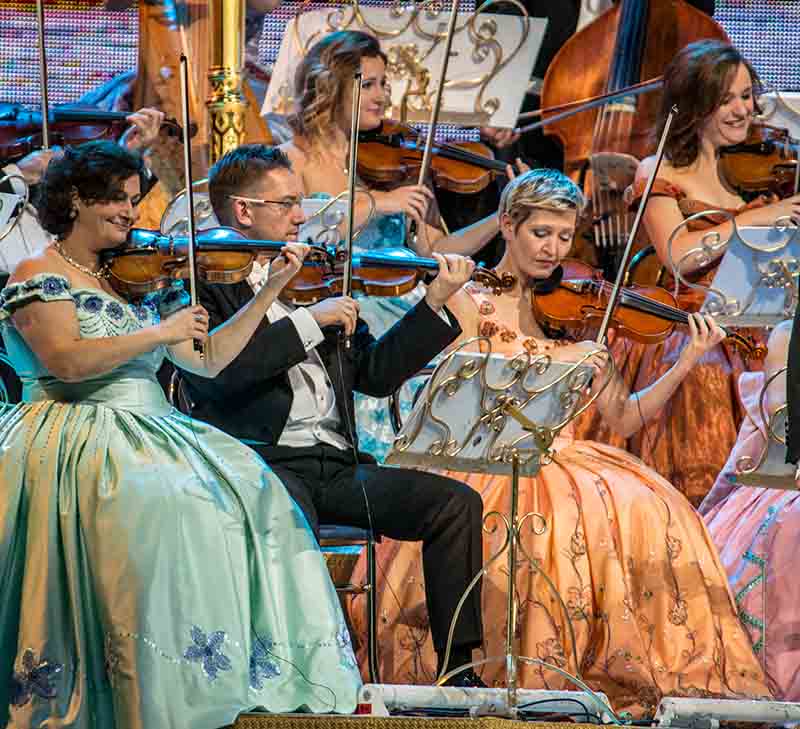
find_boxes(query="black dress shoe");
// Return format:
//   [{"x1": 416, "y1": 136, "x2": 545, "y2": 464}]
[{"x1": 441, "y1": 668, "x2": 488, "y2": 688}]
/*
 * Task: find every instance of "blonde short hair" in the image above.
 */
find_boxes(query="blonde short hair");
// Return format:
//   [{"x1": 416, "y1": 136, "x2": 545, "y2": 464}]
[{"x1": 498, "y1": 168, "x2": 585, "y2": 232}]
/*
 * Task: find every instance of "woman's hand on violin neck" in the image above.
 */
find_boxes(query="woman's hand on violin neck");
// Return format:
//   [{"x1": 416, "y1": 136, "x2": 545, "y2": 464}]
[
  {"x1": 265, "y1": 243, "x2": 308, "y2": 291},
  {"x1": 119, "y1": 108, "x2": 165, "y2": 153},
  {"x1": 374, "y1": 184, "x2": 434, "y2": 220},
  {"x1": 16, "y1": 148, "x2": 62, "y2": 184},
  {"x1": 680, "y1": 313, "x2": 726, "y2": 366},
  {"x1": 424, "y1": 253, "x2": 476, "y2": 312},
  {"x1": 309, "y1": 296, "x2": 360, "y2": 336},
  {"x1": 158, "y1": 305, "x2": 209, "y2": 346}
]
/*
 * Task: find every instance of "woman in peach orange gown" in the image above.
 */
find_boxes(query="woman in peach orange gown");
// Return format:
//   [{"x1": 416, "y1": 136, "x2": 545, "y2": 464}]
[
  {"x1": 701, "y1": 320, "x2": 800, "y2": 700},
  {"x1": 348, "y1": 168, "x2": 771, "y2": 718},
  {"x1": 575, "y1": 40, "x2": 800, "y2": 507}
]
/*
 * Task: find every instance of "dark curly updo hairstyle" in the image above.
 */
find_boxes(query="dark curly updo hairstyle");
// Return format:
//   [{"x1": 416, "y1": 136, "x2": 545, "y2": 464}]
[
  {"x1": 35, "y1": 140, "x2": 145, "y2": 239},
  {"x1": 290, "y1": 30, "x2": 387, "y2": 143},
  {"x1": 657, "y1": 40, "x2": 762, "y2": 168}
]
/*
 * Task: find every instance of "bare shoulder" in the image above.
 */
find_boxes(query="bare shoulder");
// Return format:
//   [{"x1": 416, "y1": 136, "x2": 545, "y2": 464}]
[
  {"x1": 635, "y1": 154, "x2": 677, "y2": 185},
  {"x1": 7, "y1": 248, "x2": 68, "y2": 286},
  {"x1": 446, "y1": 285, "x2": 479, "y2": 329}
]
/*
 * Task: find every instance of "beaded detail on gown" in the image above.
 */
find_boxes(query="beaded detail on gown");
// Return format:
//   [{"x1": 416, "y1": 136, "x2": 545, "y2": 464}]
[
  {"x1": 701, "y1": 371, "x2": 800, "y2": 700},
  {"x1": 347, "y1": 281, "x2": 771, "y2": 718},
  {"x1": 0, "y1": 274, "x2": 361, "y2": 729},
  {"x1": 573, "y1": 178, "x2": 769, "y2": 507}
]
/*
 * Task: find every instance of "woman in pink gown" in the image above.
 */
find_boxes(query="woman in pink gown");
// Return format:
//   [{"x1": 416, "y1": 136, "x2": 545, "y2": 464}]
[
  {"x1": 348, "y1": 168, "x2": 771, "y2": 718},
  {"x1": 574, "y1": 41, "x2": 800, "y2": 507},
  {"x1": 701, "y1": 321, "x2": 800, "y2": 700}
]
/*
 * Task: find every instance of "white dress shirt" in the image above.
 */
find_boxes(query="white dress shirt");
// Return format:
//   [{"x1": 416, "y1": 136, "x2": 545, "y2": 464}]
[
  {"x1": 0, "y1": 164, "x2": 52, "y2": 274},
  {"x1": 248, "y1": 260, "x2": 351, "y2": 450}
]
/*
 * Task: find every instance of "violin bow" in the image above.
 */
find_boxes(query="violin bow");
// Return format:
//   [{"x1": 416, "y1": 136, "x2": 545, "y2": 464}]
[
  {"x1": 408, "y1": 0, "x2": 461, "y2": 248},
  {"x1": 35, "y1": 0, "x2": 51, "y2": 150},
  {"x1": 341, "y1": 70, "x2": 364, "y2": 350},
  {"x1": 594, "y1": 105, "x2": 678, "y2": 346},
  {"x1": 178, "y1": 53, "x2": 204, "y2": 357},
  {"x1": 0, "y1": 0, "x2": 45, "y2": 243},
  {"x1": 514, "y1": 77, "x2": 663, "y2": 134}
]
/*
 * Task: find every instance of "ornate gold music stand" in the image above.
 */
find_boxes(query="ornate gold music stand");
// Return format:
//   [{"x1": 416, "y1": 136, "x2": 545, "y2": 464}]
[{"x1": 386, "y1": 338, "x2": 616, "y2": 718}]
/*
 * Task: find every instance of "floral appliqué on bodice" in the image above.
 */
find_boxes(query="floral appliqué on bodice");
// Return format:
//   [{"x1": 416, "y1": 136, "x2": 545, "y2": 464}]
[{"x1": 464, "y1": 281, "x2": 570, "y2": 358}]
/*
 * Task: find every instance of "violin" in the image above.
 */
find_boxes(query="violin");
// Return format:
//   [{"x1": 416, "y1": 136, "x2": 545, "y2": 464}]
[
  {"x1": 101, "y1": 227, "x2": 327, "y2": 300},
  {"x1": 719, "y1": 122, "x2": 800, "y2": 198},
  {"x1": 0, "y1": 105, "x2": 194, "y2": 161},
  {"x1": 102, "y1": 227, "x2": 514, "y2": 304},
  {"x1": 532, "y1": 259, "x2": 766, "y2": 360},
  {"x1": 357, "y1": 120, "x2": 512, "y2": 194}
]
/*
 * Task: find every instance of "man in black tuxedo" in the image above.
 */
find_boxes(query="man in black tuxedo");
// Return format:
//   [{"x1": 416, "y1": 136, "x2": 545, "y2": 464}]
[{"x1": 179, "y1": 144, "x2": 485, "y2": 685}]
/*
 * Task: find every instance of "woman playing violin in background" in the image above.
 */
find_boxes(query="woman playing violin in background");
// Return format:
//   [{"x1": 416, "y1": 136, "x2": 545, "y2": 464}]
[
  {"x1": 0, "y1": 106, "x2": 166, "y2": 275},
  {"x1": 0, "y1": 140, "x2": 362, "y2": 728},
  {"x1": 576, "y1": 40, "x2": 800, "y2": 507},
  {"x1": 348, "y1": 167, "x2": 771, "y2": 716},
  {"x1": 281, "y1": 30, "x2": 504, "y2": 258}
]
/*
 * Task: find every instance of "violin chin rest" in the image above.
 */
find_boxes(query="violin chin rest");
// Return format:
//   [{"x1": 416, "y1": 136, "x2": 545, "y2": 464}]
[{"x1": 531, "y1": 265, "x2": 565, "y2": 295}]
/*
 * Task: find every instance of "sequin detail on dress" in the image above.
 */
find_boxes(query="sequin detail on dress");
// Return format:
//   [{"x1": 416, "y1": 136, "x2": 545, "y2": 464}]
[
  {"x1": 10, "y1": 649, "x2": 63, "y2": 707},
  {"x1": 183, "y1": 626, "x2": 233, "y2": 682},
  {"x1": 336, "y1": 623, "x2": 357, "y2": 670},
  {"x1": 249, "y1": 637, "x2": 281, "y2": 689}
]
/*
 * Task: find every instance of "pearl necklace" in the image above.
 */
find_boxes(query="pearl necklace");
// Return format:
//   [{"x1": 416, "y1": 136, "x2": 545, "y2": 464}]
[{"x1": 53, "y1": 241, "x2": 109, "y2": 280}]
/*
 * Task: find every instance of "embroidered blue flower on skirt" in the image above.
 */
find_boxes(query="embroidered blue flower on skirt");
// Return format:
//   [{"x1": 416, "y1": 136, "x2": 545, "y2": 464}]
[
  {"x1": 183, "y1": 626, "x2": 232, "y2": 682},
  {"x1": 336, "y1": 623, "x2": 357, "y2": 669},
  {"x1": 249, "y1": 636, "x2": 281, "y2": 690},
  {"x1": 10, "y1": 649, "x2": 63, "y2": 707}
]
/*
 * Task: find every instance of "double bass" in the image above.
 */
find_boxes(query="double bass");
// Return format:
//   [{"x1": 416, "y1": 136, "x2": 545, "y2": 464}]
[{"x1": 540, "y1": 0, "x2": 728, "y2": 279}]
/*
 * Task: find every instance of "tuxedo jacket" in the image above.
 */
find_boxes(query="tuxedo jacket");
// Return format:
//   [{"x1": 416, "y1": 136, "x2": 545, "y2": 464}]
[{"x1": 180, "y1": 279, "x2": 461, "y2": 454}]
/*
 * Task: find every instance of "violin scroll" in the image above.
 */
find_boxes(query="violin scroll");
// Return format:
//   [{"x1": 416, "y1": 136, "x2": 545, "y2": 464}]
[{"x1": 472, "y1": 267, "x2": 517, "y2": 295}]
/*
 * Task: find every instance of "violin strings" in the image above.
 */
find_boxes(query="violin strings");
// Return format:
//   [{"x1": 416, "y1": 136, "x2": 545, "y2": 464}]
[
  {"x1": 588, "y1": 278, "x2": 690, "y2": 324},
  {"x1": 404, "y1": 138, "x2": 508, "y2": 173}
]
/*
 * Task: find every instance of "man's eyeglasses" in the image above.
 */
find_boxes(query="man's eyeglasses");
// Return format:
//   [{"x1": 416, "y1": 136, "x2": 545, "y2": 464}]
[{"x1": 229, "y1": 194, "x2": 304, "y2": 213}]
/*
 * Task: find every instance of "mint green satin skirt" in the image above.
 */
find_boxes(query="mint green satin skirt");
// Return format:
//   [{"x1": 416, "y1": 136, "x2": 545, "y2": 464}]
[{"x1": 0, "y1": 376, "x2": 361, "y2": 728}]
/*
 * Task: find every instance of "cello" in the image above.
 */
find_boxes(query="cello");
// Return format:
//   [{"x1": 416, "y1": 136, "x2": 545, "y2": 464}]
[{"x1": 540, "y1": 0, "x2": 728, "y2": 279}]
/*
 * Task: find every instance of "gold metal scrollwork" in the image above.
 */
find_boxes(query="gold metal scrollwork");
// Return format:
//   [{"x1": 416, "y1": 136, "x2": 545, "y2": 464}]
[{"x1": 285, "y1": 0, "x2": 530, "y2": 125}]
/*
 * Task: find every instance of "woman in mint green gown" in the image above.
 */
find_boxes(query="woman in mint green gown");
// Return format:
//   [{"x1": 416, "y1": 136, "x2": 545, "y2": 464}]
[{"x1": 0, "y1": 141, "x2": 361, "y2": 729}]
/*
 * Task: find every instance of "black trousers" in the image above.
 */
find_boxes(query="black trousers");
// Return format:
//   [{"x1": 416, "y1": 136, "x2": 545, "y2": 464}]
[{"x1": 253, "y1": 443, "x2": 484, "y2": 656}]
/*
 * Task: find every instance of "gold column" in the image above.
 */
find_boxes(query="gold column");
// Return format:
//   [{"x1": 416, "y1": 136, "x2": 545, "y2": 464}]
[{"x1": 207, "y1": 0, "x2": 248, "y2": 164}]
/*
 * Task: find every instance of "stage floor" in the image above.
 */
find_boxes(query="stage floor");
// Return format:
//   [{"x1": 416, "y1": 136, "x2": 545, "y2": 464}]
[{"x1": 233, "y1": 717, "x2": 591, "y2": 729}]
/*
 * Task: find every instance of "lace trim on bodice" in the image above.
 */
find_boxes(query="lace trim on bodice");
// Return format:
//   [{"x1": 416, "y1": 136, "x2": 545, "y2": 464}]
[{"x1": 0, "y1": 274, "x2": 188, "y2": 336}]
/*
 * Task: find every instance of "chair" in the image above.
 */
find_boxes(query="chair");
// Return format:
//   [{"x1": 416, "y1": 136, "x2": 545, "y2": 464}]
[{"x1": 166, "y1": 368, "x2": 380, "y2": 682}]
